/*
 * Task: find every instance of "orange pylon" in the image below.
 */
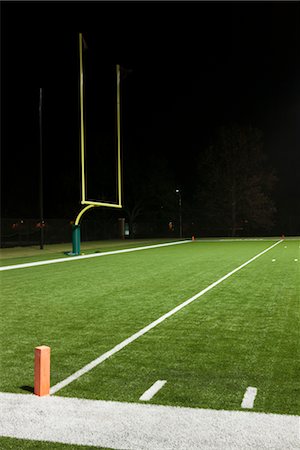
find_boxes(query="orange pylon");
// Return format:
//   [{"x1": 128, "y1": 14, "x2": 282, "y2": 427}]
[{"x1": 34, "y1": 346, "x2": 51, "y2": 396}]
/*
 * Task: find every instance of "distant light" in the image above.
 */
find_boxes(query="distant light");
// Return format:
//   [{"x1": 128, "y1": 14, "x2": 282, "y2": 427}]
[{"x1": 175, "y1": 189, "x2": 179, "y2": 193}]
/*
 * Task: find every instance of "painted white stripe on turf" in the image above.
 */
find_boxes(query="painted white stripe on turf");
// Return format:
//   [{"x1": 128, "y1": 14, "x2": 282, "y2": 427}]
[
  {"x1": 50, "y1": 239, "x2": 282, "y2": 395},
  {"x1": 0, "y1": 240, "x2": 190, "y2": 272},
  {"x1": 139, "y1": 380, "x2": 167, "y2": 401},
  {"x1": 241, "y1": 386, "x2": 257, "y2": 409},
  {"x1": 0, "y1": 393, "x2": 299, "y2": 449}
]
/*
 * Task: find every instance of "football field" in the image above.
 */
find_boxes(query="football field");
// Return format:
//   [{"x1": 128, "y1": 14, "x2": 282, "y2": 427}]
[{"x1": 0, "y1": 238, "x2": 299, "y2": 449}]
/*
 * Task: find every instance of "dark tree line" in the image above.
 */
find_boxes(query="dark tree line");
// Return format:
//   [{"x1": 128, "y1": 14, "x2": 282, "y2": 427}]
[
  {"x1": 122, "y1": 123, "x2": 278, "y2": 237},
  {"x1": 123, "y1": 152, "x2": 178, "y2": 237},
  {"x1": 3, "y1": 120, "x2": 278, "y2": 238},
  {"x1": 194, "y1": 124, "x2": 277, "y2": 236}
]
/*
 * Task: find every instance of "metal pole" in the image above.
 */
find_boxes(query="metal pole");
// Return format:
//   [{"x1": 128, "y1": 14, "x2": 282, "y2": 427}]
[
  {"x1": 179, "y1": 192, "x2": 182, "y2": 238},
  {"x1": 39, "y1": 88, "x2": 44, "y2": 249},
  {"x1": 79, "y1": 33, "x2": 86, "y2": 204},
  {"x1": 176, "y1": 189, "x2": 182, "y2": 238},
  {"x1": 116, "y1": 64, "x2": 122, "y2": 206}
]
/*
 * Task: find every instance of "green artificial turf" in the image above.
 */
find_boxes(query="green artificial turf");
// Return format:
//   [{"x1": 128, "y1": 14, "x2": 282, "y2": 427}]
[
  {"x1": 1, "y1": 239, "x2": 299, "y2": 417},
  {"x1": 0, "y1": 238, "x2": 177, "y2": 266},
  {"x1": 0, "y1": 436, "x2": 111, "y2": 449}
]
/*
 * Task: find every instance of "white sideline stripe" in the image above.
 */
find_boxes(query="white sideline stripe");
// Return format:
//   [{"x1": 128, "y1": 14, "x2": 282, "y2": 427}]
[
  {"x1": 0, "y1": 240, "x2": 190, "y2": 272},
  {"x1": 139, "y1": 380, "x2": 167, "y2": 401},
  {"x1": 241, "y1": 386, "x2": 257, "y2": 409},
  {"x1": 218, "y1": 238, "x2": 277, "y2": 242},
  {"x1": 1, "y1": 393, "x2": 299, "y2": 449},
  {"x1": 50, "y1": 239, "x2": 282, "y2": 395}
]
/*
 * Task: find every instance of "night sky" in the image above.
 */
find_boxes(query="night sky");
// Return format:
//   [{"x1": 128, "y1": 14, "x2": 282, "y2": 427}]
[{"x1": 1, "y1": 2, "x2": 300, "y2": 235}]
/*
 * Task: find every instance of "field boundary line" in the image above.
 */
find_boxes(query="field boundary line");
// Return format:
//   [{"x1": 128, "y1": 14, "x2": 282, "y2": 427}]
[
  {"x1": 0, "y1": 240, "x2": 190, "y2": 272},
  {"x1": 1, "y1": 392, "x2": 298, "y2": 449},
  {"x1": 50, "y1": 239, "x2": 282, "y2": 395}
]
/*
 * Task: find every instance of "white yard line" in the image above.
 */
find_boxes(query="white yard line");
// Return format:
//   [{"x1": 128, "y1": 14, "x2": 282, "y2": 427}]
[
  {"x1": 0, "y1": 240, "x2": 190, "y2": 272},
  {"x1": 0, "y1": 393, "x2": 298, "y2": 449},
  {"x1": 50, "y1": 239, "x2": 282, "y2": 395},
  {"x1": 139, "y1": 380, "x2": 167, "y2": 401},
  {"x1": 241, "y1": 386, "x2": 258, "y2": 409}
]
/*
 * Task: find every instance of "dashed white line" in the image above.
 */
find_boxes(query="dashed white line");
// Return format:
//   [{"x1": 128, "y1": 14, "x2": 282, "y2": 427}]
[
  {"x1": 241, "y1": 386, "x2": 257, "y2": 409},
  {"x1": 139, "y1": 380, "x2": 167, "y2": 401}
]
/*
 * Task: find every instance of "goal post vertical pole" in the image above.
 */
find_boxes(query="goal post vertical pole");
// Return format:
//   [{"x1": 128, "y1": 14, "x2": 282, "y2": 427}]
[
  {"x1": 72, "y1": 224, "x2": 81, "y2": 255},
  {"x1": 79, "y1": 32, "x2": 86, "y2": 204},
  {"x1": 116, "y1": 64, "x2": 122, "y2": 206},
  {"x1": 70, "y1": 33, "x2": 86, "y2": 256}
]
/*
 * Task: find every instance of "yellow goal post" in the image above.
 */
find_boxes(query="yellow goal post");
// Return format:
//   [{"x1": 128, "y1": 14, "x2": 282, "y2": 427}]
[{"x1": 70, "y1": 33, "x2": 123, "y2": 255}]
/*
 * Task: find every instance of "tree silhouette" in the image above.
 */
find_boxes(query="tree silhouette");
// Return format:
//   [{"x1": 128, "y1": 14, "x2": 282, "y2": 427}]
[
  {"x1": 123, "y1": 151, "x2": 177, "y2": 237},
  {"x1": 196, "y1": 124, "x2": 277, "y2": 236}
]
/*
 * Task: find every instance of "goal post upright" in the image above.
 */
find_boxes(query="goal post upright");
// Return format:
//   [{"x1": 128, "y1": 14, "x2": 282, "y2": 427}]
[
  {"x1": 70, "y1": 34, "x2": 123, "y2": 255},
  {"x1": 116, "y1": 63, "x2": 122, "y2": 207},
  {"x1": 79, "y1": 32, "x2": 87, "y2": 205}
]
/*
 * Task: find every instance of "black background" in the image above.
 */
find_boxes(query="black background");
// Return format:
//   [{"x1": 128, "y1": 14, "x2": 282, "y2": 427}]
[{"x1": 1, "y1": 2, "x2": 300, "y2": 233}]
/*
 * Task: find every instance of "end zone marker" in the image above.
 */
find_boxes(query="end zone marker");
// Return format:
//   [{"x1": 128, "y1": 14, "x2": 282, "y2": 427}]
[{"x1": 34, "y1": 346, "x2": 50, "y2": 396}]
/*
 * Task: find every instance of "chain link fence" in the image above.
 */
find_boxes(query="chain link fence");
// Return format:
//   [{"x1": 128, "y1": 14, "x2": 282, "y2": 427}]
[
  {"x1": 0, "y1": 218, "x2": 120, "y2": 248},
  {"x1": 1, "y1": 217, "x2": 269, "y2": 248},
  {"x1": 1, "y1": 218, "x2": 196, "y2": 248}
]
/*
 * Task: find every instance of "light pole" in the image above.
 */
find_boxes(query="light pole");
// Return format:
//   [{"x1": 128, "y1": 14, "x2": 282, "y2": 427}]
[
  {"x1": 176, "y1": 189, "x2": 182, "y2": 238},
  {"x1": 39, "y1": 87, "x2": 44, "y2": 250}
]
